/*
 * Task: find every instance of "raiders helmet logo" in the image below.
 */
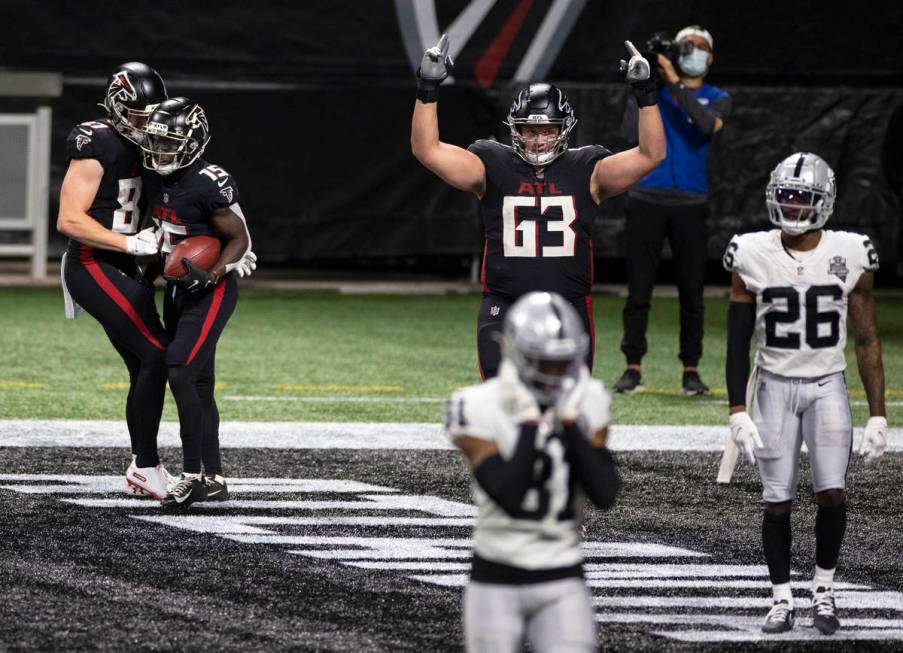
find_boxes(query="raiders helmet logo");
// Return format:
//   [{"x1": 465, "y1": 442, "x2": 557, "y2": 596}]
[
  {"x1": 75, "y1": 135, "x2": 91, "y2": 151},
  {"x1": 828, "y1": 255, "x2": 848, "y2": 282}
]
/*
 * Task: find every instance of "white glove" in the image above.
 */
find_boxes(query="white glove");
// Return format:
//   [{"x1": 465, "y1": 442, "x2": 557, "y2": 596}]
[
  {"x1": 555, "y1": 368, "x2": 610, "y2": 435},
  {"x1": 236, "y1": 250, "x2": 257, "y2": 278},
  {"x1": 729, "y1": 411, "x2": 764, "y2": 464},
  {"x1": 498, "y1": 361, "x2": 540, "y2": 423},
  {"x1": 125, "y1": 227, "x2": 160, "y2": 256},
  {"x1": 858, "y1": 416, "x2": 888, "y2": 465},
  {"x1": 619, "y1": 40, "x2": 651, "y2": 82}
]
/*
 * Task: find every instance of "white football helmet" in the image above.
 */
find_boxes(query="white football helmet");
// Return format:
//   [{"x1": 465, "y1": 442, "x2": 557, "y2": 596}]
[
  {"x1": 502, "y1": 291, "x2": 588, "y2": 404},
  {"x1": 765, "y1": 152, "x2": 836, "y2": 235}
]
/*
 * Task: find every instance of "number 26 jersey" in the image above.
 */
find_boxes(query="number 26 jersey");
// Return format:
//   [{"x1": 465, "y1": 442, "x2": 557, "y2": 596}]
[{"x1": 723, "y1": 229, "x2": 879, "y2": 378}]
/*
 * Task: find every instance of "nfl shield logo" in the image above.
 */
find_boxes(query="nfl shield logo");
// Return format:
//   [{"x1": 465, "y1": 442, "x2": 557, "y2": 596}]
[
  {"x1": 162, "y1": 193, "x2": 169, "y2": 204},
  {"x1": 828, "y1": 256, "x2": 848, "y2": 282}
]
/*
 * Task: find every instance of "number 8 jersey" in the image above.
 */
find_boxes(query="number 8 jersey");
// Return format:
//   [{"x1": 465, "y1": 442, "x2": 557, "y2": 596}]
[
  {"x1": 724, "y1": 229, "x2": 879, "y2": 378},
  {"x1": 468, "y1": 140, "x2": 610, "y2": 300}
]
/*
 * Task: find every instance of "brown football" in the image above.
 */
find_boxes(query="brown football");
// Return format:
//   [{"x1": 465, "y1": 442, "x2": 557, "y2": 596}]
[{"x1": 163, "y1": 236, "x2": 221, "y2": 278}]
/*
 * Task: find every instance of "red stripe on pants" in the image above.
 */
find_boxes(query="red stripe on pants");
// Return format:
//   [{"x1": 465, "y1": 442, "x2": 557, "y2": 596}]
[
  {"x1": 81, "y1": 246, "x2": 164, "y2": 350},
  {"x1": 186, "y1": 281, "x2": 225, "y2": 365}
]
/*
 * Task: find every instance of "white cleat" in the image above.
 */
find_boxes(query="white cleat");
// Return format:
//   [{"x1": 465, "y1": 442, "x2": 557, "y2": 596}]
[{"x1": 125, "y1": 459, "x2": 176, "y2": 501}]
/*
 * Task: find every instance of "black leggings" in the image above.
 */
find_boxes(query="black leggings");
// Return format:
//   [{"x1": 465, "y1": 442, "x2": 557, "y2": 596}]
[
  {"x1": 476, "y1": 293, "x2": 595, "y2": 380},
  {"x1": 164, "y1": 275, "x2": 237, "y2": 475},
  {"x1": 63, "y1": 245, "x2": 168, "y2": 467}
]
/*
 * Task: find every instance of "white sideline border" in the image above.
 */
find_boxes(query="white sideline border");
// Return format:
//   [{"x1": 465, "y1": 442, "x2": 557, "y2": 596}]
[{"x1": 0, "y1": 420, "x2": 901, "y2": 451}]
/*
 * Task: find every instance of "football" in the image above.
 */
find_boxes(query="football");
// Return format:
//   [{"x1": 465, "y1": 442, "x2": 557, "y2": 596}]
[{"x1": 163, "y1": 235, "x2": 221, "y2": 277}]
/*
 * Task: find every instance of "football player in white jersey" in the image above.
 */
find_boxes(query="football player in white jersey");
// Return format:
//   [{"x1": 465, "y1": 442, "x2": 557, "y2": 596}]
[
  {"x1": 444, "y1": 291, "x2": 619, "y2": 653},
  {"x1": 723, "y1": 152, "x2": 887, "y2": 635}
]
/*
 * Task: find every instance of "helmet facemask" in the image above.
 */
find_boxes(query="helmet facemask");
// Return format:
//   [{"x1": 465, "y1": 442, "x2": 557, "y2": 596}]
[
  {"x1": 101, "y1": 66, "x2": 166, "y2": 147},
  {"x1": 506, "y1": 343, "x2": 585, "y2": 404},
  {"x1": 507, "y1": 117, "x2": 575, "y2": 166},
  {"x1": 765, "y1": 152, "x2": 836, "y2": 236},
  {"x1": 141, "y1": 102, "x2": 209, "y2": 175}
]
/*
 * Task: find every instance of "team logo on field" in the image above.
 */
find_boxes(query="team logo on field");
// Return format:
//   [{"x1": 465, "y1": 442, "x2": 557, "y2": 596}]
[
  {"x1": 75, "y1": 135, "x2": 91, "y2": 151},
  {"x1": 828, "y1": 256, "x2": 849, "y2": 282},
  {"x1": 3, "y1": 473, "x2": 903, "y2": 644},
  {"x1": 220, "y1": 186, "x2": 234, "y2": 203}
]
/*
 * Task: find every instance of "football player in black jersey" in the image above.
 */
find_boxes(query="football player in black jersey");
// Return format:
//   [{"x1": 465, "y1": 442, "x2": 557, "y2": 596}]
[
  {"x1": 140, "y1": 97, "x2": 252, "y2": 509},
  {"x1": 57, "y1": 62, "x2": 174, "y2": 500},
  {"x1": 411, "y1": 36, "x2": 666, "y2": 378}
]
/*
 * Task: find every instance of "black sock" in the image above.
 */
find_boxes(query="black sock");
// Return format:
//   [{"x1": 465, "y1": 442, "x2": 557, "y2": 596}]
[
  {"x1": 815, "y1": 503, "x2": 847, "y2": 570},
  {"x1": 763, "y1": 511, "x2": 792, "y2": 585}
]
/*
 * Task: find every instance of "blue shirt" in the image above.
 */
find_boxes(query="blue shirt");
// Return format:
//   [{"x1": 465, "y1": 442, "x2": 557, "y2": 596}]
[{"x1": 637, "y1": 83, "x2": 729, "y2": 195}]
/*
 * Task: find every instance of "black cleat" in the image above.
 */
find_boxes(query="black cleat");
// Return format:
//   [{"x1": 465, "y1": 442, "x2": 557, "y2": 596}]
[
  {"x1": 682, "y1": 370, "x2": 710, "y2": 395},
  {"x1": 812, "y1": 587, "x2": 840, "y2": 635},
  {"x1": 762, "y1": 600, "x2": 795, "y2": 634},
  {"x1": 162, "y1": 473, "x2": 207, "y2": 510},
  {"x1": 613, "y1": 369, "x2": 644, "y2": 394},
  {"x1": 204, "y1": 474, "x2": 229, "y2": 502}
]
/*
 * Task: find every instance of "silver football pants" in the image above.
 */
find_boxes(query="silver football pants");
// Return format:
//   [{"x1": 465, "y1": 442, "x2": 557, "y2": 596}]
[
  {"x1": 463, "y1": 577, "x2": 597, "y2": 653},
  {"x1": 754, "y1": 369, "x2": 853, "y2": 503}
]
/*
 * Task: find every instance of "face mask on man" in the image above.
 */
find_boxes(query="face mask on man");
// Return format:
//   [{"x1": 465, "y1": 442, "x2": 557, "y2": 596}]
[{"x1": 678, "y1": 48, "x2": 709, "y2": 77}]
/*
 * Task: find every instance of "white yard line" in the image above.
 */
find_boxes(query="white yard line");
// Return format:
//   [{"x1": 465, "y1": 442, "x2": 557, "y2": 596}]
[{"x1": 0, "y1": 420, "x2": 901, "y2": 451}]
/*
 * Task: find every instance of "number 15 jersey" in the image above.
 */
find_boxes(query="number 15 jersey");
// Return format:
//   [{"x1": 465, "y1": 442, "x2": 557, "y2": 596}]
[
  {"x1": 468, "y1": 140, "x2": 610, "y2": 301},
  {"x1": 724, "y1": 229, "x2": 879, "y2": 378}
]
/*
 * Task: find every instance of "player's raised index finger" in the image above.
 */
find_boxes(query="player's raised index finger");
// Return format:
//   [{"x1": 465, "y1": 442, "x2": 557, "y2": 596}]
[
  {"x1": 624, "y1": 40, "x2": 641, "y2": 58},
  {"x1": 437, "y1": 34, "x2": 449, "y2": 57}
]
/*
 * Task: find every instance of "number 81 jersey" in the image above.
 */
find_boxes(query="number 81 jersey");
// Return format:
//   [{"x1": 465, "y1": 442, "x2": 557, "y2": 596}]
[
  {"x1": 444, "y1": 362, "x2": 609, "y2": 571},
  {"x1": 724, "y1": 229, "x2": 879, "y2": 378}
]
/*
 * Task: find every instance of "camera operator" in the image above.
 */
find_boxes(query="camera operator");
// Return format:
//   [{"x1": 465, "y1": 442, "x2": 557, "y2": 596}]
[{"x1": 614, "y1": 25, "x2": 731, "y2": 395}]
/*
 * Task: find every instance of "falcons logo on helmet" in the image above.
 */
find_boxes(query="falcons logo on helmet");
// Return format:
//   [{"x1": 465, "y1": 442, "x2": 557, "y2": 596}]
[
  {"x1": 108, "y1": 72, "x2": 138, "y2": 104},
  {"x1": 186, "y1": 105, "x2": 208, "y2": 132}
]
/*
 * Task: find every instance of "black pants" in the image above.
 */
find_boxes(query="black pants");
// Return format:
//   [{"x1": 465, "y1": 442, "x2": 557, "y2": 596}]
[
  {"x1": 63, "y1": 245, "x2": 169, "y2": 468},
  {"x1": 164, "y1": 275, "x2": 238, "y2": 475},
  {"x1": 621, "y1": 196, "x2": 707, "y2": 367},
  {"x1": 477, "y1": 293, "x2": 595, "y2": 380}
]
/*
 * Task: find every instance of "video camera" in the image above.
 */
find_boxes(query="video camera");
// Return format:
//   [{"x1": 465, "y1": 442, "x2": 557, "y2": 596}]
[{"x1": 645, "y1": 32, "x2": 693, "y2": 64}]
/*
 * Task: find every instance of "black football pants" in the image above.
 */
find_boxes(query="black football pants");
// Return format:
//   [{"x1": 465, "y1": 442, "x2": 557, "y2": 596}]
[
  {"x1": 477, "y1": 293, "x2": 595, "y2": 380},
  {"x1": 63, "y1": 246, "x2": 168, "y2": 468},
  {"x1": 621, "y1": 196, "x2": 707, "y2": 368},
  {"x1": 164, "y1": 275, "x2": 237, "y2": 475}
]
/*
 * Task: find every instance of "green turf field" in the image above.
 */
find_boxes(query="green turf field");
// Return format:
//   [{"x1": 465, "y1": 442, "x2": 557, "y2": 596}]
[{"x1": 2, "y1": 286, "x2": 901, "y2": 424}]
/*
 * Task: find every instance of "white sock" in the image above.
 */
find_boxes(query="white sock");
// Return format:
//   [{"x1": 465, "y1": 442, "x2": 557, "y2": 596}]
[
  {"x1": 813, "y1": 566, "x2": 835, "y2": 593},
  {"x1": 772, "y1": 582, "x2": 793, "y2": 604}
]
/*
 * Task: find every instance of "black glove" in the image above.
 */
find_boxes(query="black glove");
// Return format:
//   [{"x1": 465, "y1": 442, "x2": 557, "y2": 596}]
[
  {"x1": 619, "y1": 40, "x2": 658, "y2": 107},
  {"x1": 416, "y1": 34, "x2": 454, "y2": 103},
  {"x1": 166, "y1": 258, "x2": 217, "y2": 293}
]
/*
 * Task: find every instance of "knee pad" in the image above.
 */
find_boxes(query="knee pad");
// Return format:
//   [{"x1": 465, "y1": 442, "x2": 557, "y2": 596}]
[
  {"x1": 815, "y1": 488, "x2": 846, "y2": 508},
  {"x1": 764, "y1": 500, "x2": 793, "y2": 516},
  {"x1": 167, "y1": 365, "x2": 196, "y2": 397}
]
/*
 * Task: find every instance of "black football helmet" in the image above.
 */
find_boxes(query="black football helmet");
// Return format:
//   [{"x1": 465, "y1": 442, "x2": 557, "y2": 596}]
[
  {"x1": 101, "y1": 62, "x2": 167, "y2": 146},
  {"x1": 504, "y1": 83, "x2": 576, "y2": 166},
  {"x1": 141, "y1": 97, "x2": 211, "y2": 175}
]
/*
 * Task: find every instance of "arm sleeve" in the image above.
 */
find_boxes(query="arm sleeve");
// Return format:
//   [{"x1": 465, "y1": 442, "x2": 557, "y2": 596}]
[
  {"x1": 473, "y1": 423, "x2": 538, "y2": 516},
  {"x1": 726, "y1": 301, "x2": 756, "y2": 407},
  {"x1": 667, "y1": 84, "x2": 731, "y2": 136},
  {"x1": 561, "y1": 423, "x2": 620, "y2": 510}
]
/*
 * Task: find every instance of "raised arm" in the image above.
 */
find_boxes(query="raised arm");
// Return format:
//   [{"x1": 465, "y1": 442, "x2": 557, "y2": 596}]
[
  {"x1": 410, "y1": 35, "x2": 485, "y2": 197},
  {"x1": 591, "y1": 42, "x2": 666, "y2": 203},
  {"x1": 412, "y1": 101, "x2": 486, "y2": 196}
]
